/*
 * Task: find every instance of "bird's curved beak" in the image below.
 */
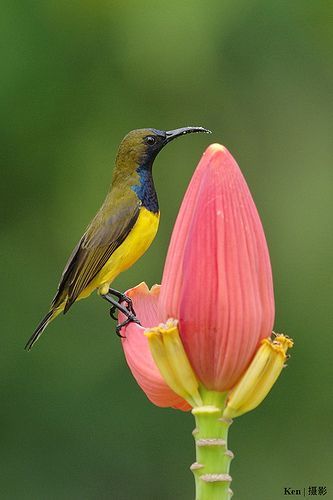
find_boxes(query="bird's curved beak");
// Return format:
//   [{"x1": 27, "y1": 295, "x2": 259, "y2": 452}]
[{"x1": 165, "y1": 126, "x2": 211, "y2": 144}]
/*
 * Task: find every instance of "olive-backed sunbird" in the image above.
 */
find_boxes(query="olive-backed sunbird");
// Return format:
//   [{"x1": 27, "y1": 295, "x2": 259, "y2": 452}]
[{"x1": 26, "y1": 126, "x2": 211, "y2": 350}]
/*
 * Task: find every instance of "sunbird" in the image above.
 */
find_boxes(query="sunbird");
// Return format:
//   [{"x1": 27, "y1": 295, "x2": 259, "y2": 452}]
[{"x1": 26, "y1": 126, "x2": 211, "y2": 350}]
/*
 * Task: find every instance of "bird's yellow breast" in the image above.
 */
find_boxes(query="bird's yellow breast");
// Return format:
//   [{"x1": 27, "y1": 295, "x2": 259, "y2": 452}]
[{"x1": 80, "y1": 208, "x2": 160, "y2": 299}]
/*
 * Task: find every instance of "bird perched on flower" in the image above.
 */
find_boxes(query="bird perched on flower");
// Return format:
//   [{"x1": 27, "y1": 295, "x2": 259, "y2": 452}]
[
  {"x1": 117, "y1": 144, "x2": 292, "y2": 499},
  {"x1": 26, "y1": 126, "x2": 211, "y2": 350}
]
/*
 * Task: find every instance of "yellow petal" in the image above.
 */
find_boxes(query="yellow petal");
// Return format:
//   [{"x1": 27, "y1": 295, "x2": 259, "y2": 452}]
[
  {"x1": 145, "y1": 319, "x2": 203, "y2": 407},
  {"x1": 223, "y1": 333, "x2": 293, "y2": 418}
]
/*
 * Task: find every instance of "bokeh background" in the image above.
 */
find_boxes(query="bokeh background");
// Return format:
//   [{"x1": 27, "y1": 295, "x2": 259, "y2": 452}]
[{"x1": 2, "y1": 1, "x2": 332, "y2": 498}]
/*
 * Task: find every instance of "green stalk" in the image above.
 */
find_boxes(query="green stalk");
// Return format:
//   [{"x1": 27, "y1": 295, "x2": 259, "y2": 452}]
[{"x1": 191, "y1": 389, "x2": 233, "y2": 500}]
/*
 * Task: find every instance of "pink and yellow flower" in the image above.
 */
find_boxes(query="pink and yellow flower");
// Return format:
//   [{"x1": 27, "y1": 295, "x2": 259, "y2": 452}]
[{"x1": 120, "y1": 144, "x2": 286, "y2": 414}]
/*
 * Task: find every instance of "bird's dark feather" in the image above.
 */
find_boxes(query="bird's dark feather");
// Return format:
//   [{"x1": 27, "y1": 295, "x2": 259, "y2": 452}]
[{"x1": 52, "y1": 193, "x2": 140, "y2": 312}]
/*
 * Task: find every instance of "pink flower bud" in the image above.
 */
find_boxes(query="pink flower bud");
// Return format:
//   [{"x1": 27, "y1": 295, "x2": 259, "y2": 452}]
[
  {"x1": 121, "y1": 144, "x2": 275, "y2": 406},
  {"x1": 159, "y1": 144, "x2": 275, "y2": 390}
]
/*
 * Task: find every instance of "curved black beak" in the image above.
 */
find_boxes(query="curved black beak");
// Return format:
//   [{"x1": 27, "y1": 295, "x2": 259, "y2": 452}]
[{"x1": 165, "y1": 126, "x2": 211, "y2": 144}]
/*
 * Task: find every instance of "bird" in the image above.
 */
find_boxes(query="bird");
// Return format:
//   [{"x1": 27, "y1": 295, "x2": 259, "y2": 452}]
[{"x1": 26, "y1": 126, "x2": 211, "y2": 350}]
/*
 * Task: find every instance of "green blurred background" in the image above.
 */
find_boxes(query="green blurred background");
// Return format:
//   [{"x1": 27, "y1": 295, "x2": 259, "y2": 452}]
[{"x1": 2, "y1": 1, "x2": 332, "y2": 498}]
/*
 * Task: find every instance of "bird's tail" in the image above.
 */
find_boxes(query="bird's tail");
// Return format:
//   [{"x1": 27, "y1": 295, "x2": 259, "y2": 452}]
[{"x1": 25, "y1": 307, "x2": 62, "y2": 351}]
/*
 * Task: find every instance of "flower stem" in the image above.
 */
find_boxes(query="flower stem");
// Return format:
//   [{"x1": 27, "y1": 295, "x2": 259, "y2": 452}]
[{"x1": 191, "y1": 390, "x2": 233, "y2": 500}]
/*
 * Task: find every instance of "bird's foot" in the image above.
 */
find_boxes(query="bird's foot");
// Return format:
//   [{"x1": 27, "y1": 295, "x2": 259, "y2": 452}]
[
  {"x1": 107, "y1": 288, "x2": 136, "y2": 316},
  {"x1": 102, "y1": 288, "x2": 141, "y2": 338},
  {"x1": 115, "y1": 315, "x2": 141, "y2": 338},
  {"x1": 110, "y1": 305, "x2": 118, "y2": 321}
]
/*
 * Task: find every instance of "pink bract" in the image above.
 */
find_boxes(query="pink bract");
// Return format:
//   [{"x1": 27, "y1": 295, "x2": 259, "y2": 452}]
[{"x1": 120, "y1": 283, "x2": 190, "y2": 411}]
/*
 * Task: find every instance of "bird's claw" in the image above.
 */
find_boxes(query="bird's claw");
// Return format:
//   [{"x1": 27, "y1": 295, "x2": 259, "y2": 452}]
[
  {"x1": 109, "y1": 305, "x2": 118, "y2": 321},
  {"x1": 116, "y1": 315, "x2": 141, "y2": 338},
  {"x1": 109, "y1": 297, "x2": 136, "y2": 322},
  {"x1": 121, "y1": 295, "x2": 136, "y2": 317},
  {"x1": 102, "y1": 288, "x2": 140, "y2": 337},
  {"x1": 108, "y1": 288, "x2": 136, "y2": 315}
]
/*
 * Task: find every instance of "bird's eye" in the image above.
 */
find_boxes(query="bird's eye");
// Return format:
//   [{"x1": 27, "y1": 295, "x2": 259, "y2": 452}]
[{"x1": 145, "y1": 135, "x2": 156, "y2": 145}]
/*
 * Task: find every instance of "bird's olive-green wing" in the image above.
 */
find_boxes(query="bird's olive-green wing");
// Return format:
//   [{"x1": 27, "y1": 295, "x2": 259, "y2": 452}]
[{"x1": 52, "y1": 195, "x2": 140, "y2": 312}]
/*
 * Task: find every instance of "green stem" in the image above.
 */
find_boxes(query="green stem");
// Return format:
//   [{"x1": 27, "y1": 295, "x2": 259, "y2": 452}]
[{"x1": 191, "y1": 389, "x2": 233, "y2": 500}]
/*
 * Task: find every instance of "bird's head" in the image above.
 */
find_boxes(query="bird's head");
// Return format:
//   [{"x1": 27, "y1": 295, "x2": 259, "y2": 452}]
[{"x1": 115, "y1": 126, "x2": 211, "y2": 174}]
